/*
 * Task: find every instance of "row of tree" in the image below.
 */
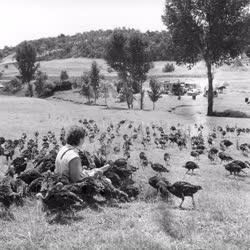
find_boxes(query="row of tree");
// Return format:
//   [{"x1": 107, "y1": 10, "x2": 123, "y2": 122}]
[{"x1": 13, "y1": 0, "x2": 250, "y2": 115}]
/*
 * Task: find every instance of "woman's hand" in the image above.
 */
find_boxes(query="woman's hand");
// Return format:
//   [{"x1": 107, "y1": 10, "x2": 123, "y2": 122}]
[
  {"x1": 100, "y1": 164, "x2": 111, "y2": 173},
  {"x1": 88, "y1": 168, "x2": 103, "y2": 178}
]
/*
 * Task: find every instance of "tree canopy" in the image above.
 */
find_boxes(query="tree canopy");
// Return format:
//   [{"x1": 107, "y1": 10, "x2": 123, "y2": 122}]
[
  {"x1": 16, "y1": 41, "x2": 38, "y2": 84},
  {"x1": 162, "y1": 0, "x2": 250, "y2": 115}
]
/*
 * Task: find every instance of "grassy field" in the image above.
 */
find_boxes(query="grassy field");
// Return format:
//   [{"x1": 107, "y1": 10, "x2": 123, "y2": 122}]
[
  {"x1": 0, "y1": 96, "x2": 250, "y2": 249},
  {"x1": 0, "y1": 56, "x2": 250, "y2": 249}
]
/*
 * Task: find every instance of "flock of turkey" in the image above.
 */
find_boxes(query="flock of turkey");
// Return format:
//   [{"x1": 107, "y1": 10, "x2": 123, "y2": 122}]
[{"x1": 0, "y1": 119, "x2": 249, "y2": 222}]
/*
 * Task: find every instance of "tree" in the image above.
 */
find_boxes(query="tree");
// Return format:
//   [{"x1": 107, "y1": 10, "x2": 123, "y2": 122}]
[
  {"x1": 80, "y1": 73, "x2": 93, "y2": 104},
  {"x1": 127, "y1": 33, "x2": 151, "y2": 109},
  {"x1": 147, "y1": 78, "x2": 163, "y2": 110},
  {"x1": 162, "y1": 0, "x2": 250, "y2": 116},
  {"x1": 105, "y1": 31, "x2": 132, "y2": 109},
  {"x1": 105, "y1": 30, "x2": 152, "y2": 109},
  {"x1": 34, "y1": 71, "x2": 48, "y2": 97},
  {"x1": 89, "y1": 61, "x2": 100, "y2": 104},
  {"x1": 60, "y1": 70, "x2": 69, "y2": 82},
  {"x1": 16, "y1": 41, "x2": 39, "y2": 97}
]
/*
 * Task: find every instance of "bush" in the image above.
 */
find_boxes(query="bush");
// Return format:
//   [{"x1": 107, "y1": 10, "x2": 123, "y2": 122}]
[
  {"x1": 3, "y1": 78, "x2": 22, "y2": 94},
  {"x1": 34, "y1": 71, "x2": 48, "y2": 97},
  {"x1": 53, "y1": 80, "x2": 72, "y2": 91},
  {"x1": 60, "y1": 70, "x2": 69, "y2": 81},
  {"x1": 162, "y1": 63, "x2": 175, "y2": 73},
  {"x1": 40, "y1": 81, "x2": 55, "y2": 98}
]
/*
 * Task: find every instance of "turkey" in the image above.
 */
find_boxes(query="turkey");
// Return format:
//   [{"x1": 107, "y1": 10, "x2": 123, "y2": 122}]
[
  {"x1": 209, "y1": 147, "x2": 219, "y2": 155},
  {"x1": 150, "y1": 162, "x2": 169, "y2": 176},
  {"x1": 166, "y1": 181, "x2": 202, "y2": 208},
  {"x1": 220, "y1": 140, "x2": 233, "y2": 151},
  {"x1": 34, "y1": 150, "x2": 57, "y2": 173},
  {"x1": 218, "y1": 152, "x2": 233, "y2": 163},
  {"x1": 0, "y1": 175, "x2": 22, "y2": 218},
  {"x1": 163, "y1": 152, "x2": 171, "y2": 166},
  {"x1": 224, "y1": 163, "x2": 243, "y2": 176},
  {"x1": 183, "y1": 161, "x2": 199, "y2": 174},
  {"x1": 11, "y1": 157, "x2": 27, "y2": 176},
  {"x1": 231, "y1": 160, "x2": 250, "y2": 170},
  {"x1": 18, "y1": 169, "x2": 42, "y2": 185},
  {"x1": 208, "y1": 152, "x2": 216, "y2": 163},
  {"x1": 190, "y1": 151, "x2": 200, "y2": 160},
  {"x1": 148, "y1": 176, "x2": 170, "y2": 199}
]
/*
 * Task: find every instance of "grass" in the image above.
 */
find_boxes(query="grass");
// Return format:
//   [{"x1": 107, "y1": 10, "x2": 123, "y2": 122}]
[
  {"x1": 0, "y1": 96, "x2": 250, "y2": 249},
  {"x1": 0, "y1": 57, "x2": 250, "y2": 249}
]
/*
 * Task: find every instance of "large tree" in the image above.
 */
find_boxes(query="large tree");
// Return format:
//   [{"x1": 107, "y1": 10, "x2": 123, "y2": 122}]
[
  {"x1": 162, "y1": 0, "x2": 250, "y2": 116},
  {"x1": 105, "y1": 30, "x2": 151, "y2": 109},
  {"x1": 16, "y1": 41, "x2": 39, "y2": 97},
  {"x1": 127, "y1": 33, "x2": 151, "y2": 109},
  {"x1": 105, "y1": 31, "x2": 132, "y2": 109},
  {"x1": 89, "y1": 61, "x2": 100, "y2": 104}
]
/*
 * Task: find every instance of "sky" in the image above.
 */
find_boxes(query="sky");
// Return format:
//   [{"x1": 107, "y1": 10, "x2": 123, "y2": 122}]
[{"x1": 0, "y1": 0, "x2": 166, "y2": 49}]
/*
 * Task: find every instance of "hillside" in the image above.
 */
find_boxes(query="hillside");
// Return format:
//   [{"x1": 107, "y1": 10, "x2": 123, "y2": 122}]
[{"x1": 0, "y1": 29, "x2": 174, "y2": 62}]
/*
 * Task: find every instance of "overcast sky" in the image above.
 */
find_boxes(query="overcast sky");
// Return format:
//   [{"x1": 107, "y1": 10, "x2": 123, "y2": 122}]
[{"x1": 0, "y1": 0, "x2": 166, "y2": 49}]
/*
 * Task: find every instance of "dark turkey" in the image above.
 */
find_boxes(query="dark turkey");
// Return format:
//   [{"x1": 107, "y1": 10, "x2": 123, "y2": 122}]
[
  {"x1": 190, "y1": 151, "x2": 200, "y2": 160},
  {"x1": 11, "y1": 157, "x2": 27, "y2": 176},
  {"x1": 220, "y1": 140, "x2": 233, "y2": 150},
  {"x1": 183, "y1": 161, "x2": 199, "y2": 174},
  {"x1": 18, "y1": 169, "x2": 42, "y2": 185},
  {"x1": 149, "y1": 176, "x2": 170, "y2": 198},
  {"x1": 163, "y1": 153, "x2": 170, "y2": 164},
  {"x1": 150, "y1": 163, "x2": 169, "y2": 175},
  {"x1": 231, "y1": 160, "x2": 250, "y2": 170},
  {"x1": 209, "y1": 147, "x2": 219, "y2": 155},
  {"x1": 224, "y1": 163, "x2": 243, "y2": 175},
  {"x1": 167, "y1": 181, "x2": 202, "y2": 208},
  {"x1": 218, "y1": 152, "x2": 233, "y2": 162},
  {"x1": 0, "y1": 176, "x2": 22, "y2": 215}
]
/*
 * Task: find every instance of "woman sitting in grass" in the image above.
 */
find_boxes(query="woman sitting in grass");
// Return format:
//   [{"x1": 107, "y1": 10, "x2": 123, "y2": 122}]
[{"x1": 55, "y1": 126, "x2": 111, "y2": 183}]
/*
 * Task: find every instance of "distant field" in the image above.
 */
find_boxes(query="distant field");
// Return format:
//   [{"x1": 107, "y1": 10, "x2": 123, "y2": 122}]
[{"x1": 1, "y1": 56, "x2": 248, "y2": 81}]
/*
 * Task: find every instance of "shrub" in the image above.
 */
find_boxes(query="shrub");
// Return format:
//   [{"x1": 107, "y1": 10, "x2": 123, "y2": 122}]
[
  {"x1": 162, "y1": 63, "x2": 175, "y2": 73},
  {"x1": 72, "y1": 79, "x2": 78, "y2": 89},
  {"x1": 40, "y1": 81, "x2": 55, "y2": 98},
  {"x1": 34, "y1": 71, "x2": 48, "y2": 97},
  {"x1": 53, "y1": 80, "x2": 72, "y2": 91},
  {"x1": 3, "y1": 78, "x2": 22, "y2": 94},
  {"x1": 60, "y1": 70, "x2": 69, "y2": 81}
]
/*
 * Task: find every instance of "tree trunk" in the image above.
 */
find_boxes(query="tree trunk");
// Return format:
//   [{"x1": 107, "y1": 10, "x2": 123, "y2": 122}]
[
  {"x1": 153, "y1": 102, "x2": 155, "y2": 110},
  {"x1": 140, "y1": 82, "x2": 143, "y2": 110},
  {"x1": 27, "y1": 82, "x2": 33, "y2": 97},
  {"x1": 206, "y1": 61, "x2": 214, "y2": 116}
]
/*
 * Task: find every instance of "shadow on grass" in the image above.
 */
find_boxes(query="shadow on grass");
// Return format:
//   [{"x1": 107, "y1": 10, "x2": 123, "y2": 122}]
[
  {"x1": 154, "y1": 203, "x2": 186, "y2": 240},
  {"x1": 212, "y1": 110, "x2": 250, "y2": 118}
]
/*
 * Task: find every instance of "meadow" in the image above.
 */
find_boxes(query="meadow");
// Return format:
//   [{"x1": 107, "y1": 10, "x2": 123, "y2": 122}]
[
  {"x1": 0, "y1": 95, "x2": 250, "y2": 250},
  {"x1": 0, "y1": 56, "x2": 250, "y2": 250}
]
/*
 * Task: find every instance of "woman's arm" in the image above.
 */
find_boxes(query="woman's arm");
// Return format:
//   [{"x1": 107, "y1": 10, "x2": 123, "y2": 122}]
[{"x1": 69, "y1": 157, "x2": 88, "y2": 182}]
